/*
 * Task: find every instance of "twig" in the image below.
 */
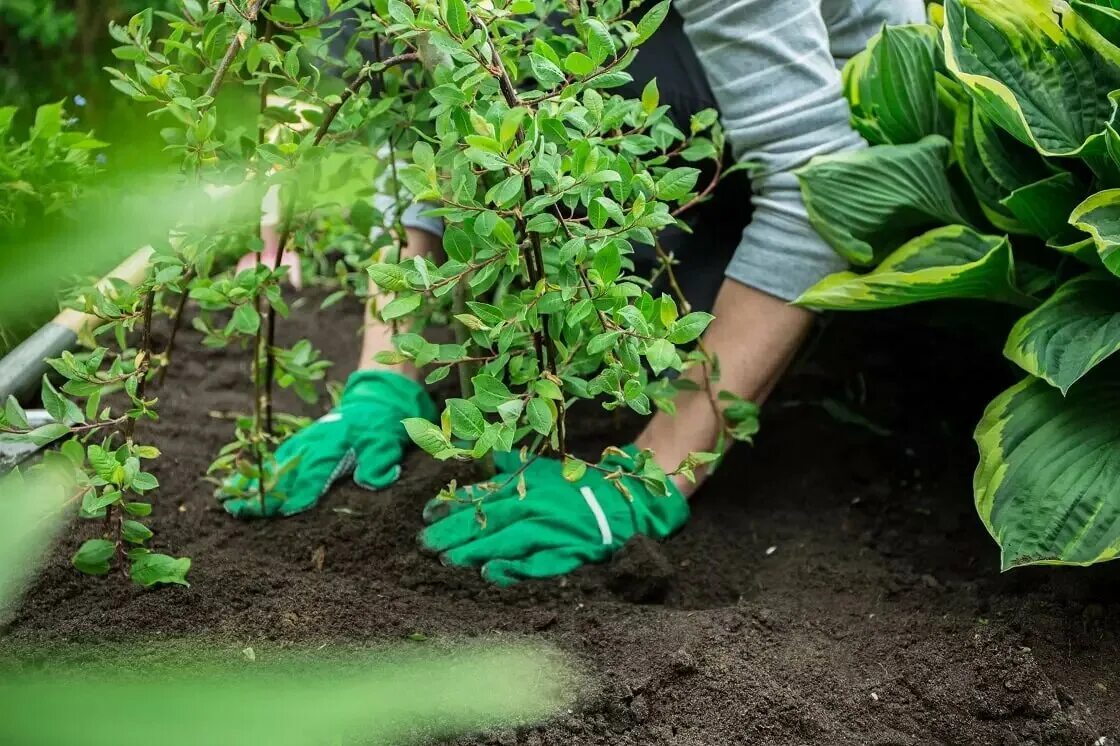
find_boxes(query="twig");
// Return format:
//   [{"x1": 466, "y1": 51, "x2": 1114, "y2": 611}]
[
  {"x1": 470, "y1": 13, "x2": 566, "y2": 454},
  {"x1": 204, "y1": 0, "x2": 268, "y2": 102},
  {"x1": 672, "y1": 158, "x2": 724, "y2": 218},
  {"x1": 313, "y1": 53, "x2": 419, "y2": 145},
  {"x1": 157, "y1": 267, "x2": 197, "y2": 386}
]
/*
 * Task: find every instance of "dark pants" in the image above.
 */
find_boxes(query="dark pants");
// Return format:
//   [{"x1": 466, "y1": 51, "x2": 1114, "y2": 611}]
[{"x1": 333, "y1": 7, "x2": 751, "y2": 313}]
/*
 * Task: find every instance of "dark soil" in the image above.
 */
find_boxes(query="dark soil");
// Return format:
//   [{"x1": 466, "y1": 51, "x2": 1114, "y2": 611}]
[{"x1": 4, "y1": 294, "x2": 1118, "y2": 745}]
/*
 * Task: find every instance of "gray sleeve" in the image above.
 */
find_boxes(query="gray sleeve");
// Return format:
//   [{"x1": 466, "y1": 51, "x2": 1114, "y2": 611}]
[
  {"x1": 400, "y1": 201, "x2": 444, "y2": 238},
  {"x1": 672, "y1": 0, "x2": 866, "y2": 302}
]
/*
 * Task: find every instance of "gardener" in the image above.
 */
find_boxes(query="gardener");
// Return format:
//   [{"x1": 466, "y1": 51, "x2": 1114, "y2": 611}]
[{"x1": 222, "y1": 1, "x2": 924, "y2": 585}]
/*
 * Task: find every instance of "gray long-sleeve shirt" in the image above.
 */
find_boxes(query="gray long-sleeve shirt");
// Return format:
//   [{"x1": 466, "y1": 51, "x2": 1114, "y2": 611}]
[{"x1": 404, "y1": 0, "x2": 925, "y2": 301}]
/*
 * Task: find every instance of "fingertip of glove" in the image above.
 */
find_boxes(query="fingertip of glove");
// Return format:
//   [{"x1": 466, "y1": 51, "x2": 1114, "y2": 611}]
[
  {"x1": 354, "y1": 464, "x2": 401, "y2": 492},
  {"x1": 481, "y1": 562, "x2": 516, "y2": 588}
]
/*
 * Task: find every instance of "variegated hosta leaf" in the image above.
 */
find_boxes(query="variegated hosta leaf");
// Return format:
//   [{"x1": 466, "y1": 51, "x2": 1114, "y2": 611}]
[
  {"x1": 975, "y1": 369, "x2": 1120, "y2": 570},
  {"x1": 795, "y1": 225, "x2": 1031, "y2": 310},
  {"x1": 1000, "y1": 172, "x2": 1088, "y2": 243},
  {"x1": 943, "y1": 0, "x2": 1120, "y2": 157},
  {"x1": 1070, "y1": 188, "x2": 1120, "y2": 275},
  {"x1": 1004, "y1": 274, "x2": 1120, "y2": 393},
  {"x1": 954, "y1": 104, "x2": 1055, "y2": 233},
  {"x1": 797, "y1": 135, "x2": 973, "y2": 266},
  {"x1": 1068, "y1": 0, "x2": 1120, "y2": 68},
  {"x1": 844, "y1": 24, "x2": 956, "y2": 146}
]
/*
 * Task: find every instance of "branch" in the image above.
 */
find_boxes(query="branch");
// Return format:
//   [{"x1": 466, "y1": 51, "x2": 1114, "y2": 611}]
[
  {"x1": 313, "y1": 53, "x2": 420, "y2": 145},
  {"x1": 204, "y1": 0, "x2": 268, "y2": 102}
]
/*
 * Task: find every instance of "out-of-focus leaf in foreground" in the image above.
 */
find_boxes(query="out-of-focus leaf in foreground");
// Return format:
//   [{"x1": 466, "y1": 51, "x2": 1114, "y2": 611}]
[
  {"x1": 0, "y1": 466, "x2": 71, "y2": 613},
  {"x1": 0, "y1": 643, "x2": 576, "y2": 746}
]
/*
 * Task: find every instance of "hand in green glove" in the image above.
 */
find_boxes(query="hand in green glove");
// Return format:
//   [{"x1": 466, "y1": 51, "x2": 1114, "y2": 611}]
[
  {"x1": 220, "y1": 370, "x2": 437, "y2": 518},
  {"x1": 419, "y1": 446, "x2": 689, "y2": 587}
]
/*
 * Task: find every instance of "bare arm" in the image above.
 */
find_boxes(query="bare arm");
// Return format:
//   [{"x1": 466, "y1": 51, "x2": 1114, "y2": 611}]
[
  {"x1": 359, "y1": 227, "x2": 444, "y2": 379},
  {"x1": 636, "y1": 279, "x2": 814, "y2": 498}
]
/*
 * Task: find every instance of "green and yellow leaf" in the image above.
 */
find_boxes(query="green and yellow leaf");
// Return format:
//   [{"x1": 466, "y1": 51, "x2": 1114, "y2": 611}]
[
  {"x1": 974, "y1": 368, "x2": 1120, "y2": 569},
  {"x1": 797, "y1": 135, "x2": 973, "y2": 266},
  {"x1": 843, "y1": 24, "x2": 956, "y2": 146},
  {"x1": 1070, "y1": 188, "x2": 1120, "y2": 276},
  {"x1": 1004, "y1": 273, "x2": 1120, "y2": 393},
  {"x1": 795, "y1": 225, "x2": 1030, "y2": 310},
  {"x1": 943, "y1": 0, "x2": 1120, "y2": 157}
]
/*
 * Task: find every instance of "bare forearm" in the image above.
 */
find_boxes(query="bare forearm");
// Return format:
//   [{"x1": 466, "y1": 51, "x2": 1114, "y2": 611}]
[
  {"x1": 359, "y1": 227, "x2": 443, "y2": 378},
  {"x1": 636, "y1": 279, "x2": 814, "y2": 497}
]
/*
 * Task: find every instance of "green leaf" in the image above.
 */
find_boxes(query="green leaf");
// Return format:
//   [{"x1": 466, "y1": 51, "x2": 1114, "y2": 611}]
[
  {"x1": 592, "y1": 242, "x2": 622, "y2": 284},
  {"x1": 447, "y1": 399, "x2": 486, "y2": 441},
  {"x1": 1000, "y1": 172, "x2": 1086, "y2": 243},
  {"x1": 843, "y1": 24, "x2": 955, "y2": 146},
  {"x1": 974, "y1": 367, "x2": 1120, "y2": 569},
  {"x1": 586, "y1": 19, "x2": 615, "y2": 65},
  {"x1": 562, "y1": 458, "x2": 587, "y2": 483},
  {"x1": 130, "y1": 552, "x2": 191, "y2": 587},
  {"x1": 26, "y1": 423, "x2": 69, "y2": 446},
  {"x1": 943, "y1": 0, "x2": 1120, "y2": 157},
  {"x1": 368, "y1": 263, "x2": 411, "y2": 292},
  {"x1": 797, "y1": 136, "x2": 973, "y2": 265},
  {"x1": 232, "y1": 304, "x2": 261, "y2": 334},
  {"x1": 4, "y1": 395, "x2": 27, "y2": 429},
  {"x1": 403, "y1": 418, "x2": 453, "y2": 457},
  {"x1": 955, "y1": 104, "x2": 1054, "y2": 233},
  {"x1": 641, "y1": 79, "x2": 659, "y2": 116},
  {"x1": 1069, "y1": 0, "x2": 1120, "y2": 68},
  {"x1": 646, "y1": 338, "x2": 680, "y2": 375},
  {"x1": 795, "y1": 226, "x2": 1033, "y2": 310},
  {"x1": 1004, "y1": 274, "x2": 1120, "y2": 394},
  {"x1": 525, "y1": 398, "x2": 554, "y2": 436},
  {"x1": 668, "y1": 312, "x2": 715, "y2": 344},
  {"x1": 131, "y1": 472, "x2": 159, "y2": 492},
  {"x1": 655, "y1": 167, "x2": 699, "y2": 201},
  {"x1": 635, "y1": 0, "x2": 671, "y2": 44},
  {"x1": 122, "y1": 520, "x2": 153, "y2": 545},
  {"x1": 85, "y1": 490, "x2": 122, "y2": 512},
  {"x1": 529, "y1": 54, "x2": 565, "y2": 88},
  {"x1": 472, "y1": 374, "x2": 513, "y2": 412},
  {"x1": 72, "y1": 539, "x2": 115, "y2": 576},
  {"x1": 442, "y1": 0, "x2": 471, "y2": 35},
  {"x1": 1070, "y1": 188, "x2": 1120, "y2": 276},
  {"x1": 381, "y1": 294, "x2": 422, "y2": 321},
  {"x1": 588, "y1": 331, "x2": 621, "y2": 355},
  {"x1": 443, "y1": 227, "x2": 474, "y2": 262},
  {"x1": 564, "y1": 52, "x2": 595, "y2": 77}
]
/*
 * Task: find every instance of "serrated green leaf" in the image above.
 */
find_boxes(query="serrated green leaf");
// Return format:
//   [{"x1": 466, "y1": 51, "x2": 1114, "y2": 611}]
[
  {"x1": 656, "y1": 167, "x2": 700, "y2": 201},
  {"x1": 447, "y1": 399, "x2": 486, "y2": 440},
  {"x1": 525, "y1": 398, "x2": 554, "y2": 436},
  {"x1": 668, "y1": 312, "x2": 715, "y2": 344}
]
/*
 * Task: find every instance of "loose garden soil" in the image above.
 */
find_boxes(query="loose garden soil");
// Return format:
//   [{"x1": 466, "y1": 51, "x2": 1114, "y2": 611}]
[{"x1": 3, "y1": 293, "x2": 1118, "y2": 745}]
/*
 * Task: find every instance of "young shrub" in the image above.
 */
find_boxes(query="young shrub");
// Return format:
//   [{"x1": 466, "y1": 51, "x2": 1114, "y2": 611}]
[{"x1": 796, "y1": 0, "x2": 1120, "y2": 570}]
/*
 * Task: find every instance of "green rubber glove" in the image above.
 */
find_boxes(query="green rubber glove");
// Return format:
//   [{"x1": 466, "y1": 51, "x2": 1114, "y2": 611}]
[
  {"x1": 220, "y1": 370, "x2": 437, "y2": 518},
  {"x1": 420, "y1": 446, "x2": 689, "y2": 587}
]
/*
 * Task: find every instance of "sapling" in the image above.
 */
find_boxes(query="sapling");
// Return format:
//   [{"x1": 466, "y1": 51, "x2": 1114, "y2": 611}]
[
  {"x1": 0, "y1": 257, "x2": 190, "y2": 586},
  {"x1": 101, "y1": 0, "x2": 760, "y2": 523}
]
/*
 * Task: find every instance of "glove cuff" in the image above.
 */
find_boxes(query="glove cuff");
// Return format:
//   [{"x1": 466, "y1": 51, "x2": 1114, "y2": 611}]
[
  {"x1": 343, "y1": 370, "x2": 438, "y2": 421},
  {"x1": 604, "y1": 444, "x2": 689, "y2": 540}
]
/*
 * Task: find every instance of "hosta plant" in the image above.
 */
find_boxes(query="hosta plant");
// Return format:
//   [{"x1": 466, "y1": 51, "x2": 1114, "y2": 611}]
[{"x1": 796, "y1": 0, "x2": 1120, "y2": 569}]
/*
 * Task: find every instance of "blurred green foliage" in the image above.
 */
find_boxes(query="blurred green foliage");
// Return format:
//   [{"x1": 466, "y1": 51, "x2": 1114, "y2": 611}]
[{"x1": 0, "y1": 1, "x2": 178, "y2": 109}]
